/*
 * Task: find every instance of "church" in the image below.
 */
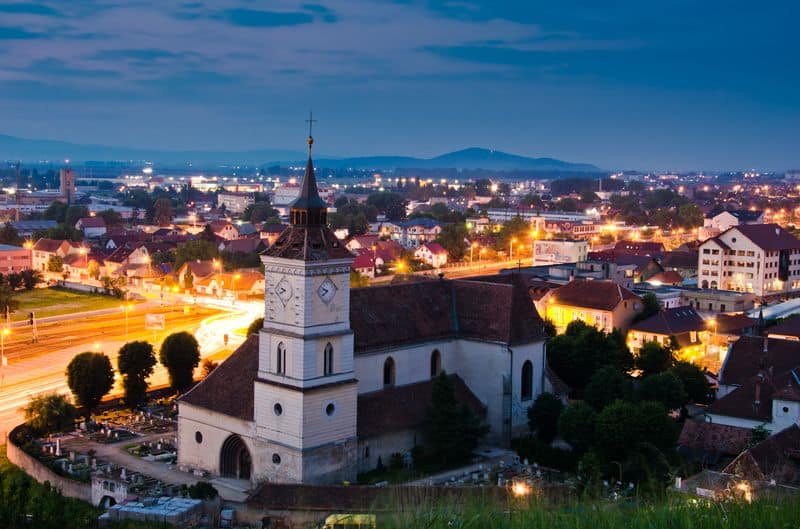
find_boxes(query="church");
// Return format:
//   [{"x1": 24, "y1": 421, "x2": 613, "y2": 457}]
[{"x1": 176, "y1": 134, "x2": 554, "y2": 485}]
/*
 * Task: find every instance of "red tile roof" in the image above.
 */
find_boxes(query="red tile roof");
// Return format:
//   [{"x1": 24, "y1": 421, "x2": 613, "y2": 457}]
[
  {"x1": 723, "y1": 424, "x2": 800, "y2": 484},
  {"x1": 647, "y1": 270, "x2": 684, "y2": 285},
  {"x1": 357, "y1": 375, "x2": 485, "y2": 438},
  {"x1": 630, "y1": 306, "x2": 706, "y2": 335},
  {"x1": 76, "y1": 216, "x2": 106, "y2": 228},
  {"x1": 547, "y1": 279, "x2": 640, "y2": 312},
  {"x1": 720, "y1": 336, "x2": 800, "y2": 387},
  {"x1": 421, "y1": 242, "x2": 448, "y2": 255},
  {"x1": 730, "y1": 223, "x2": 800, "y2": 251},
  {"x1": 715, "y1": 313, "x2": 757, "y2": 335},
  {"x1": 32, "y1": 238, "x2": 68, "y2": 253},
  {"x1": 678, "y1": 420, "x2": 752, "y2": 456}
]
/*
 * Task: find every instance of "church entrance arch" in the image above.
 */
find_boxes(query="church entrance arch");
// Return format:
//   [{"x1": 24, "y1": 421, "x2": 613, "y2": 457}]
[{"x1": 220, "y1": 435, "x2": 252, "y2": 480}]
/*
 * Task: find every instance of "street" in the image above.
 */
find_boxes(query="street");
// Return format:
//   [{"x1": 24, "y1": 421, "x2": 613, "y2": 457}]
[{"x1": 0, "y1": 301, "x2": 260, "y2": 441}]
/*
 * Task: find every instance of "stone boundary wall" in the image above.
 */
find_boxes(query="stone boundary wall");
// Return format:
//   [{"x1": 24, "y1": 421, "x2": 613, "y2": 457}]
[{"x1": 6, "y1": 425, "x2": 92, "y2": 504}]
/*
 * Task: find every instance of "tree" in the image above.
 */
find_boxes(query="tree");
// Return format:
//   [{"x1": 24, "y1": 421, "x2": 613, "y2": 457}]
[
  {"x1": 6, "y1": 273, "x2": 22, "y2": 290},
  {"x1": 436, "y1": 223, "x2": 469, "y2": 261},
  {"x1": 423, "y1": 372, "x2": 489, "y2": 466},
  {"x1": 584, "y1": 366, "x2": 632, "y2": 411},
  {"x1": 66, "y1": 352, "x2": 115, "y2": 418},
  {"x1": 634, "y1": 292, "x2": 660, "y2": 323},
  {"x1": 20, "y1": 269, "x2": 43, "y2": 290},
  {"x1": 670, "y1": 361, "x2": 713, "y2": 405},
  {"x1": 638, "y1": 372, "x2": 687, "y2": 410},
  {"x1": 527, "y1": 393, "x2": 564, "y2": 443},
  {"x1": 579, "y1": 190, "x2": 599, "y2": 204},
  {"x1": 244, "y1": 201, "x2": 279, "y2": 223},
  {"x1": 366, "y1": 192, "x2": 406, "y2": 221},
  {"x1": 46, "y1": 255, "x2": 64, "y2": 273},
  {"x1": 0, "y1": 284, "x2": 19, "y2": 314},
  {"x1": 0, "y1": 222, "x2": 20, "y2": 245},
  {"x1": 174, "y1": 239, "x2": 219, "y2": 269},
  {"x1": 595, "y1": 400, "x2": 642, "y2": 461},
  {"x1": 159, "y1": 331, "x2": 201, "y2": 393},
  {"x1": 42, "y1": 201, "x2": 68, "y2": 223},
  {"x1": 247, "y1": 317, "x2": 264, "y2": 335},
  {"x1": 86, "y1": 260, "x2": 101, "y2": 280},
  {"x1": 558, "y1": 402, "x2": 596, "y2": 454},
  {"x1": 98, "y1": 208, "x2": 123, "y2": 227},
  {"x1": 24, "y1": 393, "x2": 77, "y2": 435},
  {"x1": 64, "y1": 205, "x2": 89, "y2": 228},
  {"x1": 153, "y1": 198, "x2": 174, "y2": 225},
  {"x1": 677, "y1": 203, "x2": 704, "y2": 229},
  {"x1": 117, "y1": 341, "x2": 157, "y2": 409},
  {"x1": 546, "y1": 321, "x2": 634, "y2": 393},
  {"x1": 636, "y1": 341, "x2": 674, "y2": 377}
]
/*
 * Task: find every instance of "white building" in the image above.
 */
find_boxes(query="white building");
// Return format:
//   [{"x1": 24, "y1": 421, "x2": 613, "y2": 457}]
[
  {"x1": 697, "y1": 224, "x2": 800, "y2": 299},
  {"x1": 532, "y1": 239, "x2": 588, "y2": 266},
  {"x1": 176, "y1": 141, "x2": 552, "y2": 486},
  {"x1": 414, "y1": 242, "x2": 448, "y2": 268},
  {"x1": 699, "y1": 209, "x2": 764, "y2": 240},
  {"x1": 217, "y1": 192, "x2": 255, "y2": 214}
]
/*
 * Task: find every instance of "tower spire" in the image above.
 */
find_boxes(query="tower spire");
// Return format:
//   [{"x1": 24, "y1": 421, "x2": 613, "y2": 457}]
[
  {"x1": 290, "y1": 114, "x2": 327, "y2": 226},
  {"x1": 306, "y1": 111, "x2": 317, "y2": 155}
]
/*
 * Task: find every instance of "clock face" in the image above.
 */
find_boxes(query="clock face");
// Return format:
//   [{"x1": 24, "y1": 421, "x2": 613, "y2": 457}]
[
  {"x1": 317, "y1": 277, "x2": 337, "y2": 304},
  {"x1": 275, "y1": 276, "x2": 293, "y2": 306}
]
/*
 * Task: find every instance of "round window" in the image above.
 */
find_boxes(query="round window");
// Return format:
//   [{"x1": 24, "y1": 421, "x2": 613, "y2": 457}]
[
  {"x1": 195, "y1": 431, "x2": 203, "y2": 444},
  {"x1": 326, "y1": 403, "x2": 335, "y2": 416},
  {"x1": 272, "y1": 453, "x2": 281, "y2": 465},
  {"x1": 274, "y1": 403, "x2": 283, "y2": 416},
  {"x1": 783, "y1": 406, "x2": 790, "y2": 413}
]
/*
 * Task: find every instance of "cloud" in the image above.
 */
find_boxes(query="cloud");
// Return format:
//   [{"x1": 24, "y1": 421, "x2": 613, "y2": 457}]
[
  {"x1": 0, "y1": 3, "x2": 60, "y2": 16},
  {"x1": 0, "y1": 26, "x2": 47, "y2": 39},
  {"x1": 215, "y1": 8, "x2": 316, "y2": 27}
]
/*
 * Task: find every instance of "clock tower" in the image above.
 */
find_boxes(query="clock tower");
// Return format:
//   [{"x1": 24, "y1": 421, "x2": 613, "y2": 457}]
[{"x1": 253, "y1": 129, "x2": 358, "y2": 484}]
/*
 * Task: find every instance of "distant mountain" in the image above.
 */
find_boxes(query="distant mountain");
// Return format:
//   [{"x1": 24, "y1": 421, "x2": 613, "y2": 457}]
[
  {"x1": 0, "y1": 135, "x2": 600, "y2": 172},
  {"x1": 315, "y1": 147, "x2": 600, "y2": 172}
]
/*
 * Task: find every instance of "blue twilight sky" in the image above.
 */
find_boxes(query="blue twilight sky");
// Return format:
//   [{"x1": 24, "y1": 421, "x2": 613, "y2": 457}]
[{"x1": 0, "y1": 1, "x2": 798, "y2": 171}]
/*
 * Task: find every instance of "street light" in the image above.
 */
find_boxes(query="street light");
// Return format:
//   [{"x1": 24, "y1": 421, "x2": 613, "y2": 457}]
[{"x1": 121, "y1": 303, "x2": 133, "y2": 338}]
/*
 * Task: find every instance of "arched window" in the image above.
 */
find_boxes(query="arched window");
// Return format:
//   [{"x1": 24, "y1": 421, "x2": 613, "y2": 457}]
[
  {"x1": 324, "y1": 342, "x2": 334, "y2": 376},
  {"x1": 276, "y1": 342, "x2": 286, "y2": 375},
  {"x1": 521, "y1": 360, "x2": 533, "y2": 401},
  {"x1": 383, "y1": 357, "x2": 395, "y2": 388},
  {"x1": 701, "y1": 280, "x2": 709, "y2": 289},
  {"x1": 430, "y1": 349, "x2": 441, "y2": 378},
  {"x1": 710, "y1": 280, "x2": 718, "y2": 290}
]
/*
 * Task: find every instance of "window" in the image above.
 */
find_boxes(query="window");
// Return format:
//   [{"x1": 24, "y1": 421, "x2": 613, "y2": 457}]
[
  {"x1": 383, "y1": 357, "x2": 396, "y2": 387},
  {"x1": 272, "y1": 453, "x2": 281, "y2": 465},
  {"x1": 430, "y1": 349, "x2": 441, "y2": 378},
  {"x1": 276, "y1": 342, "x2": 286, "y2": 375},
  {"x1": 521, "y1": 360, "x2": 533, "y2": 401},
  {"x1": 274, "y1": 403, "x2": 283, "y2": 416},
  {"x1": 324, "y1": 342, "x2": 334, "y2": 376},
  {"x1": 195, "y1": 431, "x2": 203, "y2": 444},
  {"x1": 326, "y1": 403, "x2": 336, "y2": 416}
]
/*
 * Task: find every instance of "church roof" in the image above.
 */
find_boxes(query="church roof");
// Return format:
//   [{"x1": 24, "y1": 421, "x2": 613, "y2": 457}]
[
  {"x1": 357, "y1": 375, "x2": 485, "y2": 438},
  {"x1": 178, "y1": 334, "x2": 258, "y2": 421},
  {"x1": 350, "y1": 274, "x2": 548, "y2": 353}
]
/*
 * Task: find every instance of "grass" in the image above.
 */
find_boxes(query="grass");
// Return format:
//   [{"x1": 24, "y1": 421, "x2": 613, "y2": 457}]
[
  {"x1": 12, "y1": 287, "x2": 130, "y2": 322},
  {"x1": 382, "y1": 495, "x2": 800, "y2": 529}
]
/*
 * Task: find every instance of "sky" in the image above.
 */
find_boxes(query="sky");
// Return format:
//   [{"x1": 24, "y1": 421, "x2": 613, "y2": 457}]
[{"x1": 0, "y1": 1, "x2": 798, "y2": 171}]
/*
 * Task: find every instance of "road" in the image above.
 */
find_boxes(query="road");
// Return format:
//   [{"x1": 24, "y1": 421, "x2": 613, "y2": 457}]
[{"x1": 0, "y1": 302, "x2": 260, "y2": 441}]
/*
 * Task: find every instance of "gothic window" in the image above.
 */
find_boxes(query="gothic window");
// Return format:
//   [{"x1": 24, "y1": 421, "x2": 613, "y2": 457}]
[
  {"x1": 521, "y1": 360, "x2": 533, "y2": 401},
  {"x1": 383, "y1": 357, "x2": 395, "y2": 388},
  {"x1": 324, "y1": 342, "x2": 334, "y2": 376},
  {"x1": 276, "y1": 342, "x2": 286, "y2": 375},
  {"x1": 430, "y1": 349, "x2": 441, "y2": 377}
]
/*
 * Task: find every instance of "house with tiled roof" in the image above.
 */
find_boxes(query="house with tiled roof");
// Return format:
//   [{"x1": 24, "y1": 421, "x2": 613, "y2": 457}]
[
  {"x1": 767, "y1": 316, "x2": 800, "y2": 341},
  {"x1": 395, "y1": 218, "x2": 443, "y2": 248},
  {"x1": 175, "y1": 260, "x2": 216, "y2": 290},
  {"x1": 722, "y1": 424, "x2": 800, "y2": 485},
  {"x1": 195, "y1": 271, "x2": 264, "y2": 298},
  {"x1": 613, "y1": 240, "x2": 665, "y2": 258},
  {"x1": 536, "y1": 278, "x2": 643, "y2": 334},
  {"x1": 414, "y1": 242, "x2": 448, "y2": 268},
  {"x1": 217, "y1": 236, "x2": 267, "y2": 255},
  {"x1": 697, "y1": 223, "x2": 800, "y2": 299},
  {"x1": 31, "y1": 238, "x2": 80, "y2": 272},
  {"x1": 700, "y1": 208, "x2": 765, "y2": 240},
  {"x1": 74, "y1": 216, "x2": 107, "y2": 238},
  {"x1": 177, "y1": 135, "x2": 551, "y2": 486},
  {"x1": 626, "y1": 306, "x2": 709, "y2": 359}
]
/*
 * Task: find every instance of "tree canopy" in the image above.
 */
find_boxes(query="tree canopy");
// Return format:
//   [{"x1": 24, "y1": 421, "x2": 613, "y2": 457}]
[
  {"x1": 159, "y1": 331, "x2": 201, "y2": 393},
  {"x1": 66, "y1": 352, "x2": 115, "y2": 417},
  {"x1": 527, "y1": 392, "x2": 564, "y2": 443},
  {"x1": 117, "y1": 341, "x2": 157, "y2": 408},
  {"x1": 24, "y1": 393, "x2": 77, "y2": 435}
]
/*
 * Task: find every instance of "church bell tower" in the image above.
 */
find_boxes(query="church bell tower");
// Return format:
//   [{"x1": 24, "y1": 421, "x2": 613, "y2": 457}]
[{"x1": 253, "y1": 121, "x2": 358, "y2": 484}]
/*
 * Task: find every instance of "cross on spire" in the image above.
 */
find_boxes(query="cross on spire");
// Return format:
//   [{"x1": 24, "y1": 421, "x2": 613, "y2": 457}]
[{"x1": 306, "y1": 112, "x2": 317, "y2": 152}]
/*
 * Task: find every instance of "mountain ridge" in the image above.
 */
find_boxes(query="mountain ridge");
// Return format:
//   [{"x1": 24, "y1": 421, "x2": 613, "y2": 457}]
[{"x1": 0, "y1": 134, "x2": 601, "y2": 172}]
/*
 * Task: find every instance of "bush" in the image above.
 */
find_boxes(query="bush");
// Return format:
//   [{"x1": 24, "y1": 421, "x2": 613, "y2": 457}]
[
  {"x1": 24, "y1": 394, "x2": 77, "y2": 435},
  {"x1": 514, "y1": 436, "x2": 576, "y2": 472},
  {"x1": 527, "y1": 393, "x2": 563, "y2": 442}
]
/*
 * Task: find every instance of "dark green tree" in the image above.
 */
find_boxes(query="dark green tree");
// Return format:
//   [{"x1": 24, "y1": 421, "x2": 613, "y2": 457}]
[
  {"x1": 584, "y1": 366, "x2": 632, "y2": 411},
  {"x1": 247, "y1": 317, "x2": 264, "y2": 335},
  {"x1": 636, "y1": 341, "x2": 674, "y2": 377},
  {"x1": 24, "y1": 393, "x2": 77, "y2": 435},
  {"x1": 20, "y1": 269, "x2": 43, "y2": 290},
  {"x1": 159, "y1": 331, "x2": 201, "y2": 393},
  {"x1": 670, "y1": 361, "x2": 713, "y2": 404},
  {"x1": 595, "y1": 400, "x2": 642, "y2": 461},
  {"x1": 244, "y1": 201, "x2": 279, "y2": 223},
  {"x1": 0, "y1": 222, "x2": 20, "y2": 244},
  {"x1": 64, "y1": 205, "x2": 89, "y2": 227},
  {"x1": 436, "y1": 223, "x2": 469, "y2": 261},
  {"x1": 65, "y1": 352, "x2": 115, "y2": 418},
  {"x1": 42, "y1": 201, "x2": 68, "y2": 222},
  {"x1": 174, "y1": 239, "x2": 219, "y2": 269},
  {"x1": 0, "y1": 284, "x2": 19, "y2": 314},
  {"x1": 558, "y1": 401, "x2": 597, "y2": 453},
  {"x1": 634, "y1": 292, "x2": 660, "y2": 323},
  {"x1": 117, "y1": 341, "x2": 157, "y2": 408},
  {"x1": 423, "y1": 372, "x2": 489, "y2": 467},
  {"x1": 366, "y1": 192, "x2": 407, "y2": 221},
  {"x1": 153, "y1": 197, "x2": 174, "y2": 225},
  {"x1": 637, "y1": 372, "x2": 687, "y2": 410},
  {"x1": 527, "y1": 392, "x2": 564, "y2": 442}
]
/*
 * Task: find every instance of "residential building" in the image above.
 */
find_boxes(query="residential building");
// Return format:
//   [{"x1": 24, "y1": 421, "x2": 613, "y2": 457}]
[
  {"x1": 394, "y1": 218, "x2": 443, "y2": 248},
  {"x1": 176, "y1": 260, "x2": 216, "y2": 289},
  {"x1": 195, "y1": 271, "x2": 265, "y2": 298},
  {"x1": 75, "y1": 216, "x2": 107, "y2": 238},
  {"x1": 613, "y1": 240, "x2": 665, "y2": 258},
  {"x1": 626, "y1": 306, "x2": 709, "y2": 361},
  {"x1": 697, "y1": 224, "x2": 800, "y2": 299},
  {"x1": 0, "y1": 244, "x2": 31, "y2": 273},
  {"x1": 766, "y1": 316, "x2": 800, "y2": 341},
  {"x1": 414, "y1": 242, "x2": 448, "y2": 268},
  {"x1": 217, "y1": 192, "x2": 255, "y2": 214},
  {"x1": 680, "y1": 288, "x2": 756, "y2": 314},
  {"x1": 532, "y1": 239, "x2": 588, "y2": 266},
  {"x1": 31, "y1": 239, "x2": 79, "y2": 272},
  {"x1": 700, "y1": 209, "x2": 764, "y2": 240},
  {"x1": 536, "y1": 279, "x2": 643, "y2": 334}
]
